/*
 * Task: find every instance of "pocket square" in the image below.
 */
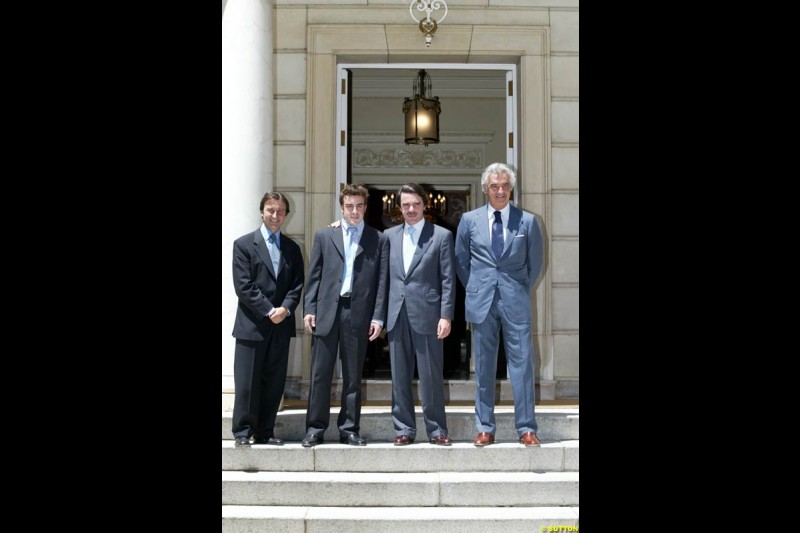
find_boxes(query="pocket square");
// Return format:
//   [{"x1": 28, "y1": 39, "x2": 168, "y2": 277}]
[{"x1": 515, "y1": 234, "x2": 526, "y2": 238}]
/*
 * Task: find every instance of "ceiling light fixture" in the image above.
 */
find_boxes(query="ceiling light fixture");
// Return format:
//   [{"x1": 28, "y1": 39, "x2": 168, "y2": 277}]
[{"x1": 403, "y1": 69, "x2": 441, "y2": 146}]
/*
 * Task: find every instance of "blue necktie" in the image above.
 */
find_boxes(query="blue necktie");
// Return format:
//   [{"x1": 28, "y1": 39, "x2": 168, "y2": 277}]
[
  {"x1": 404, "y1": 226, "x2": 416, "y2": 274},
  {"x1": 492, "y1": 211, "x2": 504, "y2": 260},
  {"x1": 268, "y1": 233, "x2": 280, "y2": 273},
  {"x1": 341, "y1": 226, "x2": 357, "y2": 295}
]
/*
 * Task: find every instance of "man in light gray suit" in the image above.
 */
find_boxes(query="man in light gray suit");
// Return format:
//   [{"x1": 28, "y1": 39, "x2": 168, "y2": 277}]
[
  {"x1": 384, "y1": 183, "x2": 456, "y2": 446},
  {"x1": 455, "y1": 163, "x2": 544, "y2": 447}
]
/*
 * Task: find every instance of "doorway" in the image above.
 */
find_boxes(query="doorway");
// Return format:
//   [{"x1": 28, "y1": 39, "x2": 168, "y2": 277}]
[{"x1": 337, "y1": 64, "x2": 519, "y2": 382}]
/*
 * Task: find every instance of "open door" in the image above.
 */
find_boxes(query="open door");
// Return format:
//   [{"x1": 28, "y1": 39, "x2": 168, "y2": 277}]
[
  {"x1": 335, "y1": 68, "x2": 353, "y2": 219},
  {"x1": 506, "y1": 69, "x2": 519, "y2": 202}
]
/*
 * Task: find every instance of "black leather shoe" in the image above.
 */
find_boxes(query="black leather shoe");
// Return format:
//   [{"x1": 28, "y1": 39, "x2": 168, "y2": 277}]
[
  {"x1": 253, "y1": 436, "x2": 283, "y2": 445},
  {"x1": 234, "y1": 436, "x2": 251, "y2": 448},
  {"x1": 301, "y1": 434, "x2": 324, "y2": 447},
  {"x1": 340, "y1": 433, "x2": 367, "y2": 446}
]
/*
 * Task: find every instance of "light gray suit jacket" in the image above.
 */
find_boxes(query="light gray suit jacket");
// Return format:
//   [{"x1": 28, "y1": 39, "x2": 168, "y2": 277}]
[
  {"x1": 385, "y1": 221, "x2": 455, "y2": 335},
  {"x1": 455, "y1": 204, "x2": 543, "y2": 325}
]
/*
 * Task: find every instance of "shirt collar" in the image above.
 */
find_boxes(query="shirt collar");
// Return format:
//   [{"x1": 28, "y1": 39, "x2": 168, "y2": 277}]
[
  {"x1": 341, "y1": 219, "x2": 365, "y2": 234},
  {"x1": 260, "y1": 224, "x2": 281, "y2": 246},
  {"x1": 405, "y1": 219, "x2": 425, "y2": 232},
  {"x1": 487, "y1": 204, "x2": 510, "y2": 219}
]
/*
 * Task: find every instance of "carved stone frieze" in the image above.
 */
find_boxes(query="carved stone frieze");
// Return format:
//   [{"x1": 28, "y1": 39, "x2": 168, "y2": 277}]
[
  {"x1": 351, "y1": 131, "x2": 492, "y2": 172},
  {"x1": 353, "y1": 147, "x2": 483, "y2": 169}
]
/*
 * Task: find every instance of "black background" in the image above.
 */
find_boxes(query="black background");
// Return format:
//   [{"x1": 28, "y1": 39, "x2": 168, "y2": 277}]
[{"x1": 14, "y1": 1, "x2": 750, "y2": 529}]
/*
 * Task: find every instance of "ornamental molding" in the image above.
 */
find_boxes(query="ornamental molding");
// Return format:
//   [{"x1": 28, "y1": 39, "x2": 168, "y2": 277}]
[{"x1": 351, "y1": 131, "x2": 493, "y2": 173}]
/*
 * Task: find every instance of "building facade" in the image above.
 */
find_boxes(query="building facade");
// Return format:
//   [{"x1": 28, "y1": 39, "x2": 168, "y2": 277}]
[{"x1": 222, "y1": 0, "x2": 579, "y2": 407}]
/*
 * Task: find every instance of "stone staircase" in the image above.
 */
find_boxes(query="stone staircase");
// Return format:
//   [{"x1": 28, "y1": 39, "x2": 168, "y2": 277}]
[{"x1": 222, "y1": 406, "x2": 579, "y2": 532}]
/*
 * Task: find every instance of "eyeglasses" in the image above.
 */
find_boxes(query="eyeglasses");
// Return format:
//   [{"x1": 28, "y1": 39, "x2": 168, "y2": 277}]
[{"x1": 488, "y1": 183, "x2": 511, "y2": 192}]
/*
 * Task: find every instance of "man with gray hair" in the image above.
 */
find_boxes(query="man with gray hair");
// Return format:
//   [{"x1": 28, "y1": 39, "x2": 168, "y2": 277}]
[{"x1": 455, "y1": 163, "x2": 544, "y2": 447}]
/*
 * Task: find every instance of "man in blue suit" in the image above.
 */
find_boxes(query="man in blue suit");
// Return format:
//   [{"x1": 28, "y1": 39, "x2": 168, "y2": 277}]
[
  {"x1": 455, "y1": 163, "x2": 544, "y2": 447},
  {"x1": 384, "y1": 183, "x2": 456, "y2": 446}
]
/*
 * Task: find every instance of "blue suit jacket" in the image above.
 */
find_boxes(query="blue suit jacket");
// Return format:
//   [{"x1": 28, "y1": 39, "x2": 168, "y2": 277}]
[{"x1": 454, "y1": 204, "x2": 543, "y2": 325}]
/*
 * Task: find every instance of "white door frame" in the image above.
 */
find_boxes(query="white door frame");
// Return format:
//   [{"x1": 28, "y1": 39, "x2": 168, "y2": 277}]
[{"x1": 335, "y1": 62, "x2": 519, "y2": 218}]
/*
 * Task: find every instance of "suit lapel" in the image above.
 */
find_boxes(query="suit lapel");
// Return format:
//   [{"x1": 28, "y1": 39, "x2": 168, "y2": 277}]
[
  {"x1": 329, "y1": 226, "x2": 346, "y2": 259},
  {"x1": 391, "y1": 226, "x2": 406, "y2": 276},
  {"x1": 407, "y1": 222, "x2": 433, "y2": 275},
  {"x1": 355, "y1": 226, "x2": 368, "y2": 257},
  {"x1": 477, "y1": 206, "x2": 491, "y2": 250},
  {"x1": 504, "y1": 206, "x2": 522, "y2": 256},
  {"x1": 277, "y1": 234, "x2": 289, "y2": 274}
]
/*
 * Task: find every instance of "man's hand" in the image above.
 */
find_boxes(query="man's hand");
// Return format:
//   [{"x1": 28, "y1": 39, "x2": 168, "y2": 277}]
[
  {"x1": 436, "y1": 318, "x2": 452, "y2": 340},
  {"x1": 269, "y1": 307, "x2": 288, "y2": 324},
  {"x1": 368, "y1": 321, "x2": 382, "y2": 341},
  {"x1": 303, "y1": 314, "x2": 316, "y2": 334},
  {"x1": 329, "y1": 220, "x2": 341, "y2": 228}
]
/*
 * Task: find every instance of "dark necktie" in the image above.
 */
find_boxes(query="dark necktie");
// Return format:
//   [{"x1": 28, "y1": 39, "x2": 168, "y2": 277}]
[{"x1": 492, "y1": 210, "x2": 504, "y2": 260}]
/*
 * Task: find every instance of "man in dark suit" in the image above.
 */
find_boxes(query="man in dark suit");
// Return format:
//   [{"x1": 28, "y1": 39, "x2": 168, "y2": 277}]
[
  {"x1": 231, "y1": 191, "x2": 305, "y2": 447},
  {"x1": 384, "y1": 183, "x2": 455, "y2": 446},
  {"x1": 302, "y1": 184, "x2": 388, "y2": 447},
  {"x1": 455, "y1": 163, "x2": 545, "y2": 447}
]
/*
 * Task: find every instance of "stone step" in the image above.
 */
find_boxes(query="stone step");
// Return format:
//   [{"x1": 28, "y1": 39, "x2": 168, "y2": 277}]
[
  {"x1": 223, "y1": 380, "x2": 574, "y2": 411},
  {"x1": 222, "y1": 505, "x2": 580, "y2": 532},
  {"x1": 223, "y1": 470, "x2": 578, "y2": 507},
  {"x1": 222, "y1": 440, "x2": 579, "y2": 472},
  {"x1": 222, "y1": 407, "x2": 579, "y2": 442}
]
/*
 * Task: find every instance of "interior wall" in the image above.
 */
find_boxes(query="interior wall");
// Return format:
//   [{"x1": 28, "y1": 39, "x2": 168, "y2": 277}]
[{"x1": 352, "y1": 96, "x2": 507, "y2": 165}]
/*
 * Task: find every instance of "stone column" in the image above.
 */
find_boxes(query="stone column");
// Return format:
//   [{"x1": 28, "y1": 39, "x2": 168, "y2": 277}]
[{"x1": 222, "y1": 0, "x2": 273, "y2": 392}]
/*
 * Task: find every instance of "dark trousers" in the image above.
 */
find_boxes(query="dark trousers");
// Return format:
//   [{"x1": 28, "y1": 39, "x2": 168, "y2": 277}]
[
  {"x1": 305, "y1": 297, "x2": 368, "y2": 437},
  {"x1": 231, "y1": 330, "x2": 289, "y2": 439}
]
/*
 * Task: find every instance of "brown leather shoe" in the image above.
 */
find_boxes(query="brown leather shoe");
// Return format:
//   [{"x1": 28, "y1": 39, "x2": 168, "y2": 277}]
[
  {"x1": 393, "y1": 435, "x2": 414, "y2": 446},
  {"x1": 519, "y1": 432, "x2": 541, "y2": 447},
  {"x1": 429, "y1": 435, "x2": 452, "y2": 446},
  {"x1": 473, "y1": 432, "x2": 495, "y2": 447}
]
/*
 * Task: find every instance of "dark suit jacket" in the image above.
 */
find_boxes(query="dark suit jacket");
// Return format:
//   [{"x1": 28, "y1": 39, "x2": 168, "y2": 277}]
[
  {"x1": 385, "y1": 221, "x2": 455, "y2": 335},
  {"x1": 304, "y1": 224, "x2": 388, "y2": 337},
  {"x1": 231, "y1": 229, "x2": 305, "y2": 341}
]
